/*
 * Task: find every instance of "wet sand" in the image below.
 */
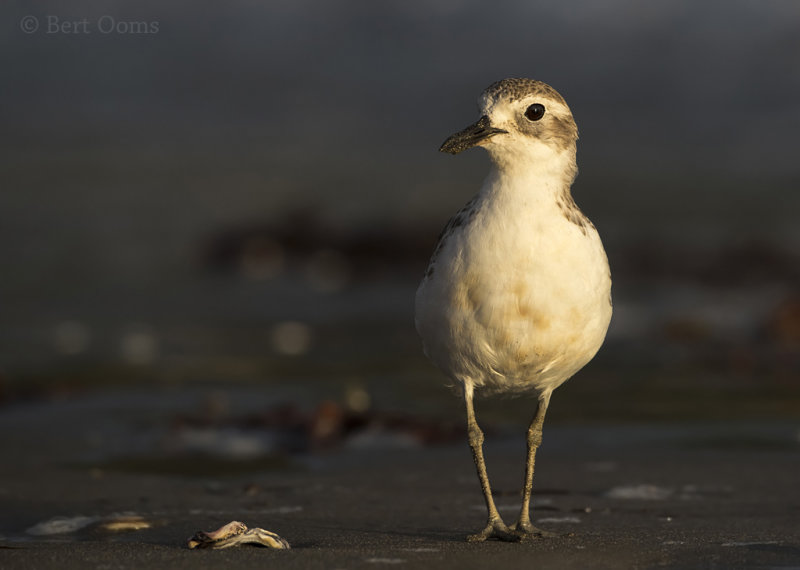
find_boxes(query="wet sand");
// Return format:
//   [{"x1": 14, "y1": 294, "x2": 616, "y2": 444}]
[{"x1": 1, "y1": 393, "x2": 799, "y2": 569}]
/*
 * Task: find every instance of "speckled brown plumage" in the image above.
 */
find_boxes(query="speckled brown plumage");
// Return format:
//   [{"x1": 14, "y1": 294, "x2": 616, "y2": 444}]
[
  {"x1": 556, "y1": 187, "x2": 593, "y2": 235},
  {"x1": 424, "y1": 195, "x2": 479, "y2": 279},
  {"x1": 481, "y1": 78, "x2": 568, "y2": 108}
]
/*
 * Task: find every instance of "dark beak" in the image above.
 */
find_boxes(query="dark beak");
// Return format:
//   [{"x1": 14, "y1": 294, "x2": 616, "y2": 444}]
[{"x1": 439, "y1": 115, "x2": 508, "y2": 154}]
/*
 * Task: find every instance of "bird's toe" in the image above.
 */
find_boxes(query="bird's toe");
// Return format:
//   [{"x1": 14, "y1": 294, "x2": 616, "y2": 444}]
[
  {"x1": 511, "y1": 520, "x2": 559, "y2": 540},
  {"x1": 467, "y1": 519, "x2": 521, "y2": 542}
]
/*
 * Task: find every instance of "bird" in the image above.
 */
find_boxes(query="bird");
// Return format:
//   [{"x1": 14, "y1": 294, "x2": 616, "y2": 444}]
[{"x1": 414, "y1": 78, "x2": 612, "y2": 542}]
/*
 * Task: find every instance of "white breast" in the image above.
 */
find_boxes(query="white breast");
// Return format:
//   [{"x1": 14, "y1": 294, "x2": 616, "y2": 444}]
[{"x1": 415, "y1": 172, "x2": 612, "y2": 396}]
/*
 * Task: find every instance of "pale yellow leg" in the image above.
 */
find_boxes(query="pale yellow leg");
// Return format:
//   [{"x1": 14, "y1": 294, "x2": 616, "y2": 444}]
[
  {"x1": 513, "y1": 392, "x2": 557, "y2": 538},
  {"x1": 464, "y1": 384, "x2": 519, "y2": 542}
]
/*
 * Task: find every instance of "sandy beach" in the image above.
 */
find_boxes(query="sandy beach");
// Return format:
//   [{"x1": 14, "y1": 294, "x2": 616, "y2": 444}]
[{"x1": 1, "y1": 390, "x2": 798, "y2": 570}]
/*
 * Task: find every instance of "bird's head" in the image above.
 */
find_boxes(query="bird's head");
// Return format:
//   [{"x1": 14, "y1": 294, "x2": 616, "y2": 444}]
[{"x1": 440, "y1": 78, "x2": 578, "y2": 169}]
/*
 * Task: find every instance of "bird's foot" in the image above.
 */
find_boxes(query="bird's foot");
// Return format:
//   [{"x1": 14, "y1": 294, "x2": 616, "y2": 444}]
[
  {"x1": 467, "y1": 519, "x2": 520, "y2": 543},
  {"x1": 510, "y1": 520, "x2": 559, "y2": 540}
]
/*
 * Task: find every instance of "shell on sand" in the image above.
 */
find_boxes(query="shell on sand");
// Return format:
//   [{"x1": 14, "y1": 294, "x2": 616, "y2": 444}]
[{"x1": 187, "y1": 520, "x2": 290, "y2": 550}]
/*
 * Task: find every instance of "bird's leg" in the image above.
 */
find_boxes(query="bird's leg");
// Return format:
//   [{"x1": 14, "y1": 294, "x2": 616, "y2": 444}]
[
  {"x1": 513, "y1": 391, "x2": 557, "y2": 539},
  {"x1": 464, "y1": 384, "x2": 519, "y2": 542}
]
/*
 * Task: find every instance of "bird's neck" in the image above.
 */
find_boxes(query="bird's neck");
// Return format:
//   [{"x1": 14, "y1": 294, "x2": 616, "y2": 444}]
[{"x1": 482, "y1": 145, "x2": 578, "y2": 207}]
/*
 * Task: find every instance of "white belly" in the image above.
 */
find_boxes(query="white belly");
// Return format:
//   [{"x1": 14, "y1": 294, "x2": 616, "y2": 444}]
[{"x1": 415, "y1": 198, "x2": 612, "y2": 396}]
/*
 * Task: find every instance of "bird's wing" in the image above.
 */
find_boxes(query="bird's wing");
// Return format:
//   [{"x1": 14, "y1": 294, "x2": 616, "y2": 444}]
[{"x1": 422, "y1": 194, "x2": 480, "y2": 279}]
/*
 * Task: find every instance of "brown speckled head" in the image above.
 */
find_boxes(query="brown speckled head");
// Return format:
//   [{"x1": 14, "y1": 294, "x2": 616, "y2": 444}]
[
  {"x1": 441, "y1": 78, "x2": 578, "y2": 160},
  {"x1": 478, "y1": 78, "x2": 578, "y2": 154},
  {"x1": 481, "y1": 78, "x2": 568, "y2": 108}
]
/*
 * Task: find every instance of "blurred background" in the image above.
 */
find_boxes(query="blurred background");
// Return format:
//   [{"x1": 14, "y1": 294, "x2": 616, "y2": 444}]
[{"x1": 1, "y1": 0, "x2": 799, "y2": 467}]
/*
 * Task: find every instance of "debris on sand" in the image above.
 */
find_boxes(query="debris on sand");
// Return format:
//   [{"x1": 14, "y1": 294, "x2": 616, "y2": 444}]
[
  {"x1": 187, "y1": 520, "x2": 290, "y2": 550},
  {"x1": 26, "y1": 513, "x2": 152, "y2": 536},
  {"x1": 604, "y1": 484, "x2": 674, "y2": 500}
]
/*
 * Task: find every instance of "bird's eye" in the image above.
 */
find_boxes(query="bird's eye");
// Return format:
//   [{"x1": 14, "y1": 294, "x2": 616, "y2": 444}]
[{"x1": 524, "y1": 103, "x2": 545, "y2": 121}]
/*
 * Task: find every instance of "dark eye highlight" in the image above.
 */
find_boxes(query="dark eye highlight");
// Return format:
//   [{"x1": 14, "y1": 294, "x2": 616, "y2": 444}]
[{"x1": 524, "y1": 103, "x2": 545, "y2": 121}]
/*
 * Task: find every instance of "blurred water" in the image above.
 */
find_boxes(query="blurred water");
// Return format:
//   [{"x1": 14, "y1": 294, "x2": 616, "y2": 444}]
[
  {"x1": 0, "y1": 1, "x2": 798, "y2": 417},
  {"x1": 3, "y1": 1, "x2": 800, "y2": 274}
]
